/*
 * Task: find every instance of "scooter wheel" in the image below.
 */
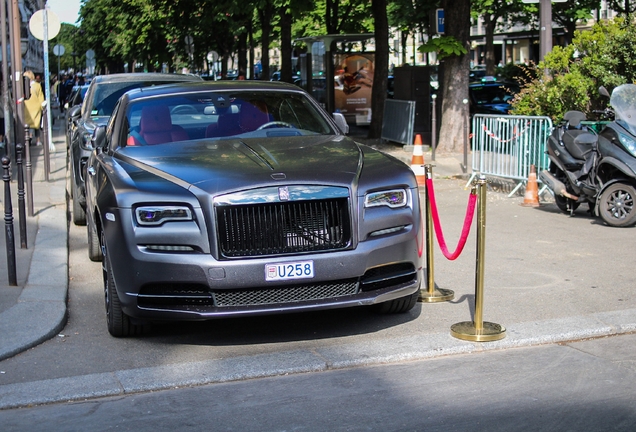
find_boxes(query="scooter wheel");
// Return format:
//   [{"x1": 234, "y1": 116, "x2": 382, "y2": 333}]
[{"x1": 598, "y1": 182, "x2": 636, "y2": 227}]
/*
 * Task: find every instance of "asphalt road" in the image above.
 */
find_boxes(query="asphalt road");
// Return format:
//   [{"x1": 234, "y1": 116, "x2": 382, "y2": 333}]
[{"x1": 1, "y1": 334, "x2": 635, "y2": 431}]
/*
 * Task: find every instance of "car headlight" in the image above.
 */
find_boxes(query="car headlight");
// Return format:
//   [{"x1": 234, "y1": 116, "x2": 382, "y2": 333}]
[
  {"x1": 618, "y1": 133, "x2": 636, "y2": 157},
  {"x1": 364, "y1": 189, "x2": 408, "y2": 208},
  {"x1": 135, "y1": 206, "x2": 193, "y2": 226}
]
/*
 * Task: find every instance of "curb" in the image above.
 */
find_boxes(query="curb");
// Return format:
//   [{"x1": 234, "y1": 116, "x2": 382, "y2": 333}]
[{"x1": 1, "y1": 308, "x2": 635, "y2": 409}]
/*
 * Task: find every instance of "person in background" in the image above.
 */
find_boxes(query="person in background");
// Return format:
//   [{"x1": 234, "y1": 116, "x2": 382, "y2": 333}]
[
  {"x1": 23, "y1": 70, "x2": 44, "y2": 145},
  {"x1": 58, "y1": 73, "x2": 68, "y2": 113}
]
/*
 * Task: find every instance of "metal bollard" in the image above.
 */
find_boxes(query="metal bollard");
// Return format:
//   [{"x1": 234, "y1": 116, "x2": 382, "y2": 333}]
[
  {"x1": 24, "y1": 125, "x2": 34, "y2": 217},
  {"x1": 450, "y1": 175, "x2": 505, "y2": 342},
  {"x1": 431, "y1": 94, "x2": 437, "y2": 162},
  {"x1": 15, "y1": 141, "x2": 27, "y2": 248},
  {"x1": 418, "y1": 164, "x2": 454, "y2": 303},
  {"x1": 2, "y1": 155, "x2": 17, "y2": 286}
]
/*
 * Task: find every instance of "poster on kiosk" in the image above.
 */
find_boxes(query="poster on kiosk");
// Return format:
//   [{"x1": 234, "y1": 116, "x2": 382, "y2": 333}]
[{"x1": 334, "y1": 53, "x2": 375, "y2": 126}]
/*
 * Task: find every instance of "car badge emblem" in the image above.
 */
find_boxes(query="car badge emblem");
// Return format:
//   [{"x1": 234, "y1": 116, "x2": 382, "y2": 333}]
[
  {"x1": 279, "y1": 186, "x2": 290, "y2": 201},
  {"x1": 271, "y1": 173, "x2": 286, "y2": 180}
]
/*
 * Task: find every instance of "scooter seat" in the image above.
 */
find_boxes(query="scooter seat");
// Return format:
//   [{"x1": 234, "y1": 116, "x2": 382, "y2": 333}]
[
  {"x1": 565, "y1": 132, "x2": 597, "y2": 161},
  {"x1": 563, "y1": 110, "x2": 587, "y2": 129},
  {"x1": 561, "y1": 130, "x2": 589, "y2": 160}
]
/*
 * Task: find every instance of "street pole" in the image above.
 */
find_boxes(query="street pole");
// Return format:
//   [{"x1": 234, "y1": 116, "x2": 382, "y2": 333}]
[
  {"x1": 1, "y1": 0, "x2": 11, "y2": 156},
  {"x1": 9, "y1": 0, "x2": 24, "y2": 152},
  {"x1": 539, "y1": 0, "x2": 552, "y2": 63},
  {"x1": 43, "y1": 8, "x2": 55, "y2": 157}
]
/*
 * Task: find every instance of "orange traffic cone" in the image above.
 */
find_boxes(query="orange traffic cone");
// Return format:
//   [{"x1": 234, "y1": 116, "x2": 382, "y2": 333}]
[
  {"x1": 521, "y1": 164, "x2": 540, "y2": 207},
  {"x1": 411, "y1": 134, "x2": 425, "y2": 186}
]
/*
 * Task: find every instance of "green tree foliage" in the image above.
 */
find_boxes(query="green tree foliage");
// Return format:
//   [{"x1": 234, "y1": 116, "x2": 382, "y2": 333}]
[
  {"x1": 418, "y1": 36, "x2": 467, "y2": 59},
  {"x1": 471, "y1": 0, "x2": 532, "y2": 74},
  {"x1": 511, "y1": 17, "x2": 636, "y2": 121}
]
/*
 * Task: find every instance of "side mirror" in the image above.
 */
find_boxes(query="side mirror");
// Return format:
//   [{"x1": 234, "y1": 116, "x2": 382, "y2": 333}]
[
  {"x1": 68, "y1": 105, "x2": 81, "y2": 122},
  {"x1": 599, "y1": 86, "x2": 610, "y2": 98},
  {"x1": 92, "y1": 125, "x2": 107, "y2": 152},
  {"x1": 332, "y1": 112, "x2": 349, "y2": 134}
]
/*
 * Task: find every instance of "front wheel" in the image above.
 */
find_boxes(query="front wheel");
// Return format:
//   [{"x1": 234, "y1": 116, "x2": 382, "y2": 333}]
[
  {"x1": 103, "y1": 245, "x2": 144, "y2": 337},
  {"x1": 598, "y1": 182, "x2": 636, "y2": 227},
  {"x1": 71, "y1": 179, "x2": 86, "y2": 226},
  {"x1": 87, "y1": 219, "x2": 102, "y2": 262}
]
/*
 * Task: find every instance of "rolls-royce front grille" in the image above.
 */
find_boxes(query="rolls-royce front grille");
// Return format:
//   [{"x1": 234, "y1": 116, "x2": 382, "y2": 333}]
[{"x1": 216, "y1": 198, "x2": 351, "y2": 258}]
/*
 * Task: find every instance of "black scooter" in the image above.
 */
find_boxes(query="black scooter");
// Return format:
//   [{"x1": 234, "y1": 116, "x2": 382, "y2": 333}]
[{"x1": 539, "y1": 84, "x2": 636, "y2": 227}]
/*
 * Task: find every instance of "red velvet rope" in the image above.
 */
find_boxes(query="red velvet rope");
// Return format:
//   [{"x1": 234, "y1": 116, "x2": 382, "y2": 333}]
[{"x1": 426, "y1": 177, "x2": 477, "y2": 260}]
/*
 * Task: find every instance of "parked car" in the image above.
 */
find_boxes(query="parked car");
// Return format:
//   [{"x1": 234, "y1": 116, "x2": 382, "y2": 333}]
[
  {"x1": 468, "y1": 77, "x2": 520, "y2": 116},
  {"x1": 70, "y1": 73, "x2": 202, "y2": 226},
  {"x1": 65, "y1": 84, "x2": 90, "y2": 147},
  {"x1": 85, "y1": 80, "x2": 423, "y2": 336}
]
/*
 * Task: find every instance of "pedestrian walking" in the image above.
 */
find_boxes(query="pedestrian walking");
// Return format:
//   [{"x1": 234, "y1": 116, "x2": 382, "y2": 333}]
[{"x1": 23, "y1": 70, "x2": 44, "y2": 145}]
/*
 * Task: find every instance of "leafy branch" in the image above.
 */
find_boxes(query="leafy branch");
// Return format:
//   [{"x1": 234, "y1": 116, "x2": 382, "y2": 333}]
[{"x1": 417, "y1": 36, "x2": 467, "y2": 59}]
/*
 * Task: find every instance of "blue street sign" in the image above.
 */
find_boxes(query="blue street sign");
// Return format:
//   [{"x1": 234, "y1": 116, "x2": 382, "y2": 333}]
[{"x1": 436, "y1": 9, "x2": 444, "y2": 34}]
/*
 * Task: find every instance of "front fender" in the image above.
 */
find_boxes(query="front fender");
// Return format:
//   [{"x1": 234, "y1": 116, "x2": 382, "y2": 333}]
[{"x1": 598, "y1": 156, "x2": 636, "y2": 182}]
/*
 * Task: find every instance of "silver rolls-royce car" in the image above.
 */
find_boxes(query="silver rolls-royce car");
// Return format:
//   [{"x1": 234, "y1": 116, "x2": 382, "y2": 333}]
[{"x1": 85, "y1": 80, "x2": 423, "y2": 337}]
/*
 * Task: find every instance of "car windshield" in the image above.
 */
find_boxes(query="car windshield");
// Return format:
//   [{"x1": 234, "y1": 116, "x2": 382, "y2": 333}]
[
  {"x1": 124, "y1": 90, "x2": 336, "y2": 146},
  {"x1": 90, "y1": 81, "x2": 178, "y2": 117},
  {"x1": 470, "y1": 83, "x2": 518, "y2": 105}
]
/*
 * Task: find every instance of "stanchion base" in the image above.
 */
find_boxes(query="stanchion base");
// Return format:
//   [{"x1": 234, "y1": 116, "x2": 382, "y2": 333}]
[
  {"x1": 418, "y1": 287, "x2": 454, "y2": 303},
  {"x1": 450, "y1": 321, "x2": 506, "y2": 342}
]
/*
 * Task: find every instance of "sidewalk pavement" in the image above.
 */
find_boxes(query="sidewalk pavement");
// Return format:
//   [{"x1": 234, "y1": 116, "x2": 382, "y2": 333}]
[{"x1": 0, "y1": 116, "x2": 68, "y2": 361}]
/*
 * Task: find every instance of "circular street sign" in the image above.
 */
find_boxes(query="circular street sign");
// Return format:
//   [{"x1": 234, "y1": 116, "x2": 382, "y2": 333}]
[
  {"x1": 29, "y1": 9, "x2": 61, "y2": 41},
  {"x1": 86, "y1": 49, "x2": 95, "y2": 60},
  {"x1": 53, "y1": 44, "x2": 65, "y2": 56},
  {"x1": 207, "y1": 51, "x2": 219, "y2": 63}
]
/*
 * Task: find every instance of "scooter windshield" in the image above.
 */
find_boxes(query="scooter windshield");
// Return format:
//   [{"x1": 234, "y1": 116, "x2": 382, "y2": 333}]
[{"x1": 611, "y1": 84, "x2": 636, "y2": 136}]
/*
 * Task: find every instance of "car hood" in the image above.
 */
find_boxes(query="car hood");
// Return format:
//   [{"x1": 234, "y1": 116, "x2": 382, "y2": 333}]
[{"x1": 116, "y1": 135, "x2": 367, "y2": 195}]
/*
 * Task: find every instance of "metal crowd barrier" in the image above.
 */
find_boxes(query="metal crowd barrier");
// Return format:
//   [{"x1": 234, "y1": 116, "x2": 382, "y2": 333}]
[
  {"x1": 381, "y1": 99, "x2": 416, "y2": 146},
  {"x1": 466, "y1": 114, "x2": 553, "y2": 196}
]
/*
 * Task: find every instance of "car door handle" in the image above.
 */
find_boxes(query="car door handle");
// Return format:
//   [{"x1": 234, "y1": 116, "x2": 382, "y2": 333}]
[{"x1": 87, "y1": 167, "x2": 96, "y2": 176}]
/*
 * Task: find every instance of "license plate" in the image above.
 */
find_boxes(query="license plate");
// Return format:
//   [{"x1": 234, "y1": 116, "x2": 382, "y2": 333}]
[{"x1": 265, "y1": 260, "x2": 314, "y2": 281}]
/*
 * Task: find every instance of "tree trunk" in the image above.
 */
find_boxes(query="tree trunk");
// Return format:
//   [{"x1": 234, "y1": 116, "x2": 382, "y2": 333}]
[
  {"x1": 280, "y1": 7, "x2": 293, "y2": 82},
  {"x1": 259, "y1": 2, "x2": 272, "y2": 80},
  {"x1": 238, "y1": 31, "x2": 248, "y2": 78},
  {"x1": 368, "y1": 0, "x2": 388, "y2": 139},
  {"x1": 437, "y1": 0, "x2": 471, "y2": 154},
  {"x1": 484, "y1": 14, "x2": 496, "y2": 75}
]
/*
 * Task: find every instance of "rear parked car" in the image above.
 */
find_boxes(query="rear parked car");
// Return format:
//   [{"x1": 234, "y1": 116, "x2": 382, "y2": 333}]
[
  {"x1": 70, "y1": 73, "x2": 202, "y2": 226},
  {"x1": 468, "y1": 77, "x2": 520, "y2": 116}
]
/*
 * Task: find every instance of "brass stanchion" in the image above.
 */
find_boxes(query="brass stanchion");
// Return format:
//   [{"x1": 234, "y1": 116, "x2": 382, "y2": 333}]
[
  {"x1": 451, "y1": 175, "x2": 505, "y2": 341},
  {"x1": 419, "y1": 164, "x2": 454, "y2": 303}
]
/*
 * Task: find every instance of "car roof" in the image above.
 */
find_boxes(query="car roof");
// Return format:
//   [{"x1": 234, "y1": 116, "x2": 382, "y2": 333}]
[
  {"x1": 90, "y1": 73, "x2": 202, "y2": 85},
  {"x1": 122, "y1": 80, "x2": 304, "y2": 102}
]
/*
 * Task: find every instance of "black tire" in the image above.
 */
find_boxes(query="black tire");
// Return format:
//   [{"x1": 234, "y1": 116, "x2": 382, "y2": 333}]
[
  {"x1": 87, "y1": 219, "x2": 102, "y2": 262},
  {"x1": 103, "y1": 247, "x2": 143, "y2": 337},
  {"x1": 373, "y1": 291, "x2": 419, "y2": 314},
  {"x1": 554, "y1": 194, "x2": 580, "y2": 214},
  {"x1": 71, "y1": 178, "x2": 86, "y2": 226},
  {"x1": 598, "y1": 182, "x2": 636, "y2": 227}
]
